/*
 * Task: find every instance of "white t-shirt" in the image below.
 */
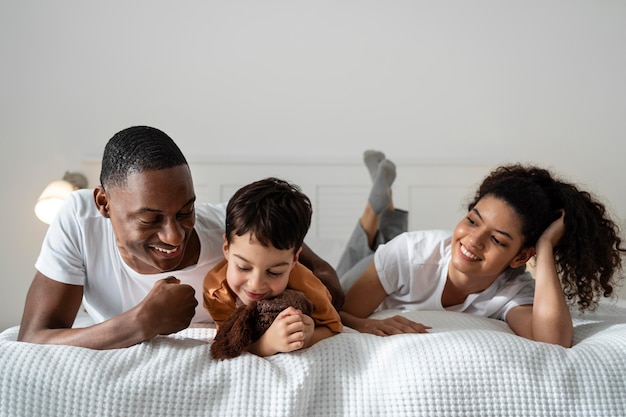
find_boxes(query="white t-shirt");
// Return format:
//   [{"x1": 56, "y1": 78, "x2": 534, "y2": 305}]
[
  {"x1": 35, "y1": 189, "x2": 226, "y2": 324},
  {"x1": 374, "y1": 230, "x2": 535, "y2": 321}
]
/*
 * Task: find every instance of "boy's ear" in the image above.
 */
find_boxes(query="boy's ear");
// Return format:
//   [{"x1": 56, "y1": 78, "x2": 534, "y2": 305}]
[
  {"x1": 510, "y1": 247, "x2": 535, "y2": 269},
  {"x1": 221, "y1": 234, "x2": 229, "y2": 257},
  {"x1": 292, "y1": 246, "x2": 303, "y2": 263}
]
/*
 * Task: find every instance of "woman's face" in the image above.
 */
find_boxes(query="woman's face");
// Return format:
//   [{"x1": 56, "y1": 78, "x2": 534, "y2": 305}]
[{"x1": 449, "y1": 195, "x2": 531, "y2": 289}]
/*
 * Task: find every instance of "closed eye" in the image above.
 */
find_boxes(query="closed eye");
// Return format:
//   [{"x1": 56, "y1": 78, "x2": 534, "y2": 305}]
[
  {"x1": 177, "y1": 210, "x2": 194, "y2": 220},
  {"x1": 138, "y1": 216, "x2": 162, "y2": 226}
]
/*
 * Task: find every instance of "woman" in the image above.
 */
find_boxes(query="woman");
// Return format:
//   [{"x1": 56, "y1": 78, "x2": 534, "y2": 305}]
[{"x1": 338, "y1": 151, "x2": 624, "y2": 348}]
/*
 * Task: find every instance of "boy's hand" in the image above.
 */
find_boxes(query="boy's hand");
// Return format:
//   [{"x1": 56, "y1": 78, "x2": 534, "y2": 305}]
[
  {"x1": 300, "y1": 313, "x2": 315, "y2": 348},
  {"x1": 259, "y1": 307, "x2": 309, "y2": 354}
]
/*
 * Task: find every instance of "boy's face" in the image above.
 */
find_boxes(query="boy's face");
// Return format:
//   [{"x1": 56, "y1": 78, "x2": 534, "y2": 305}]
[{"x1": 222, "y1": 232, "x2": 300, "y2": 305}]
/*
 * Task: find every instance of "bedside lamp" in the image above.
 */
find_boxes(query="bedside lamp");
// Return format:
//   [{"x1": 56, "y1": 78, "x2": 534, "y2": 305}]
[{"x1": 35, "y1": 171, "x2": 88, "y2": 224}]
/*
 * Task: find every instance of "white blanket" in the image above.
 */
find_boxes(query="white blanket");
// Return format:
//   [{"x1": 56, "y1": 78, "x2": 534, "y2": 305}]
[{"x1": 2, "y1": 301, "x2": 625, "y2": 417}]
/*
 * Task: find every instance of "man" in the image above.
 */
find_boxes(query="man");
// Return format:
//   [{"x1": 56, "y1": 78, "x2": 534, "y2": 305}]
[{"x1": 18, "y1": 126, "x2": 344, "y2": 349}]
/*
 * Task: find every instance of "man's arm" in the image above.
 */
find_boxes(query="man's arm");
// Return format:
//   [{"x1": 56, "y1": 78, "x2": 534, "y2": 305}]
[
  {"x1": 299, "y1": 244, "x2": 345, "y2": 310},
  {"x1": 18, "y1": 272, "x2": 198, "y2": 349}
]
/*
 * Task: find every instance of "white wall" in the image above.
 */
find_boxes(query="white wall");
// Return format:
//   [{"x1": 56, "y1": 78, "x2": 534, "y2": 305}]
[{"x1": 1, "y1": 1, "x2": 625, "y2": 331}]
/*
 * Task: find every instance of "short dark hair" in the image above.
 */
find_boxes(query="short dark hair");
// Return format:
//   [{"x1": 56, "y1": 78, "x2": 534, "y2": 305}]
[
  {"x1": 99, "y1": 126, "x2": 188, "y2": 188},
  {"x1": 225, "y1": 177, "x2": 312, "y2": 254}
]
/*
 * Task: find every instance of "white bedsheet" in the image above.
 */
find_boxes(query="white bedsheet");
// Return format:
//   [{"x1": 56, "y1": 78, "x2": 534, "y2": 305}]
[{"x1": 1, "y1": 300, "x2": 625, "y2": 417}]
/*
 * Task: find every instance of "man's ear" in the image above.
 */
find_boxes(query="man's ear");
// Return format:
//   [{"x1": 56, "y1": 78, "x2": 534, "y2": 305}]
[
  {"x1": 93, "y1": 186, "x2": 110, "y2": 218},
  {"x1": 510, "y1": 247, "x2": 535, "y2": 269}
]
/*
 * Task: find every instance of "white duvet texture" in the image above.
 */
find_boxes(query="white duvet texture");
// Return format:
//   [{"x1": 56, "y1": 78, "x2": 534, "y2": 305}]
[{"x1": 1, "y1": 301, "x2": 625, "y2": 417}]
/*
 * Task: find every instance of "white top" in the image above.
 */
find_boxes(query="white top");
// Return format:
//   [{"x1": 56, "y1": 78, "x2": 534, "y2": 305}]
[
  {"x1": 35, "y1": 189, "x2": 226, "y2": 324},
  {"x1": 374, "y1": 230, "x2": 535, "y2": 321}
]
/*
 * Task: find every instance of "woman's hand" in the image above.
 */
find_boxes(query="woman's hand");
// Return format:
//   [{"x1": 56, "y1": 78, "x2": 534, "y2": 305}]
[
  {"x1": 362, "y1": 315, "x2": 431, "y2": 336},
  {"x1": 537, "y1": 210, "x2": 566, "y2": 250},
  {"x1": 341, "y1": 311, "x2": 431, "y2": 336}
]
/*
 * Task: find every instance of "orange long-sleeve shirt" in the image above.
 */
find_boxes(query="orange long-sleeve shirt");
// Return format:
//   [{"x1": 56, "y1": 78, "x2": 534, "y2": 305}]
[{"x1": 203, "y1": 259, "x2": 343, "y2": 333}]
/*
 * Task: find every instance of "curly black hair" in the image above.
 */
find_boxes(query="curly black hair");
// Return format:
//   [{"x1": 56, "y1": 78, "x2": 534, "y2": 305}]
[{"x1": 469, "y1": 164, "x2": 625, "y2": 311}]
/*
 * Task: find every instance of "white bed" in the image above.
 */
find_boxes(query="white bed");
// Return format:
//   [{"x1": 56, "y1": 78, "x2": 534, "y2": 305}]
[
  {"x1": 2, "y1": 302, "x2": 625, "y2": 417},
  {"x1": 1, "y1": 159, "x2": 625, "y2": 417}
]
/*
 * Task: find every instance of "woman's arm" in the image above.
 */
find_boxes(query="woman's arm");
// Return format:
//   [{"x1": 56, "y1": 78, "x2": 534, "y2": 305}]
[
  {"x1": 340, "y1": 262, "x2": 430, "y2": 336},
  {"x1": 506, "y1": 212, "x2": 573, "y2": 347},
  {"x1": 342, "y1": 262, "x2": 387, "y2": 317},
  {"x1": 307, "y1": 325, "x2": 334, "y2": 346}
]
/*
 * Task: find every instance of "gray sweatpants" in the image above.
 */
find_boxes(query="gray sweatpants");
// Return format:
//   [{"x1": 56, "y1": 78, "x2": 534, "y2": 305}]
[{"x1": 336, "y1": 209, "x2": 408, "y2": 291}]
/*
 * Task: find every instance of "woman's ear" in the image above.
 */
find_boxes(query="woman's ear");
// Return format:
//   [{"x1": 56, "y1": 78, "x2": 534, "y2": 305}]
[
  {"x1": 510, "y1": 247, "x2": 535, "y2": 269},
  {"x1": 93, "y1": 187, "x2": 110, "y2": 218}
]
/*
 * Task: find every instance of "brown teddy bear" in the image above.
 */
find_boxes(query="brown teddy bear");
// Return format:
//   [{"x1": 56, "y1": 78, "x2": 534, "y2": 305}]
[{"x1": 210, "y1": 289, "x2": 313, "y2": 360}]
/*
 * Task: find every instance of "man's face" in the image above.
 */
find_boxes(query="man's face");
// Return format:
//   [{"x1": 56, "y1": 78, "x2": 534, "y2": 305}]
[{"x1": 98, "y1": 165, "x2": 198, "y2": 274}]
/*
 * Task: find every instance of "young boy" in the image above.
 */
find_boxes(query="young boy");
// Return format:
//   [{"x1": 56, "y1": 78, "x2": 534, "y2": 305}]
[{"x1": 203, "y1": 177, "x2": 342, "y2": 357}]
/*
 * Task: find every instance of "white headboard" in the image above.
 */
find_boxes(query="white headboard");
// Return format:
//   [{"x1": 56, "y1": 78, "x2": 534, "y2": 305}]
[{"x1": 81, "y1": 157, "x2": 492, "y2": 267}]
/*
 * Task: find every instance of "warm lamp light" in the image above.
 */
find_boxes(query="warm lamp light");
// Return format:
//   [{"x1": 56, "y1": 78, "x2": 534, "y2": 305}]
[{"x1": 35, "y1": 171, "x2": 88, "y2": 224}]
